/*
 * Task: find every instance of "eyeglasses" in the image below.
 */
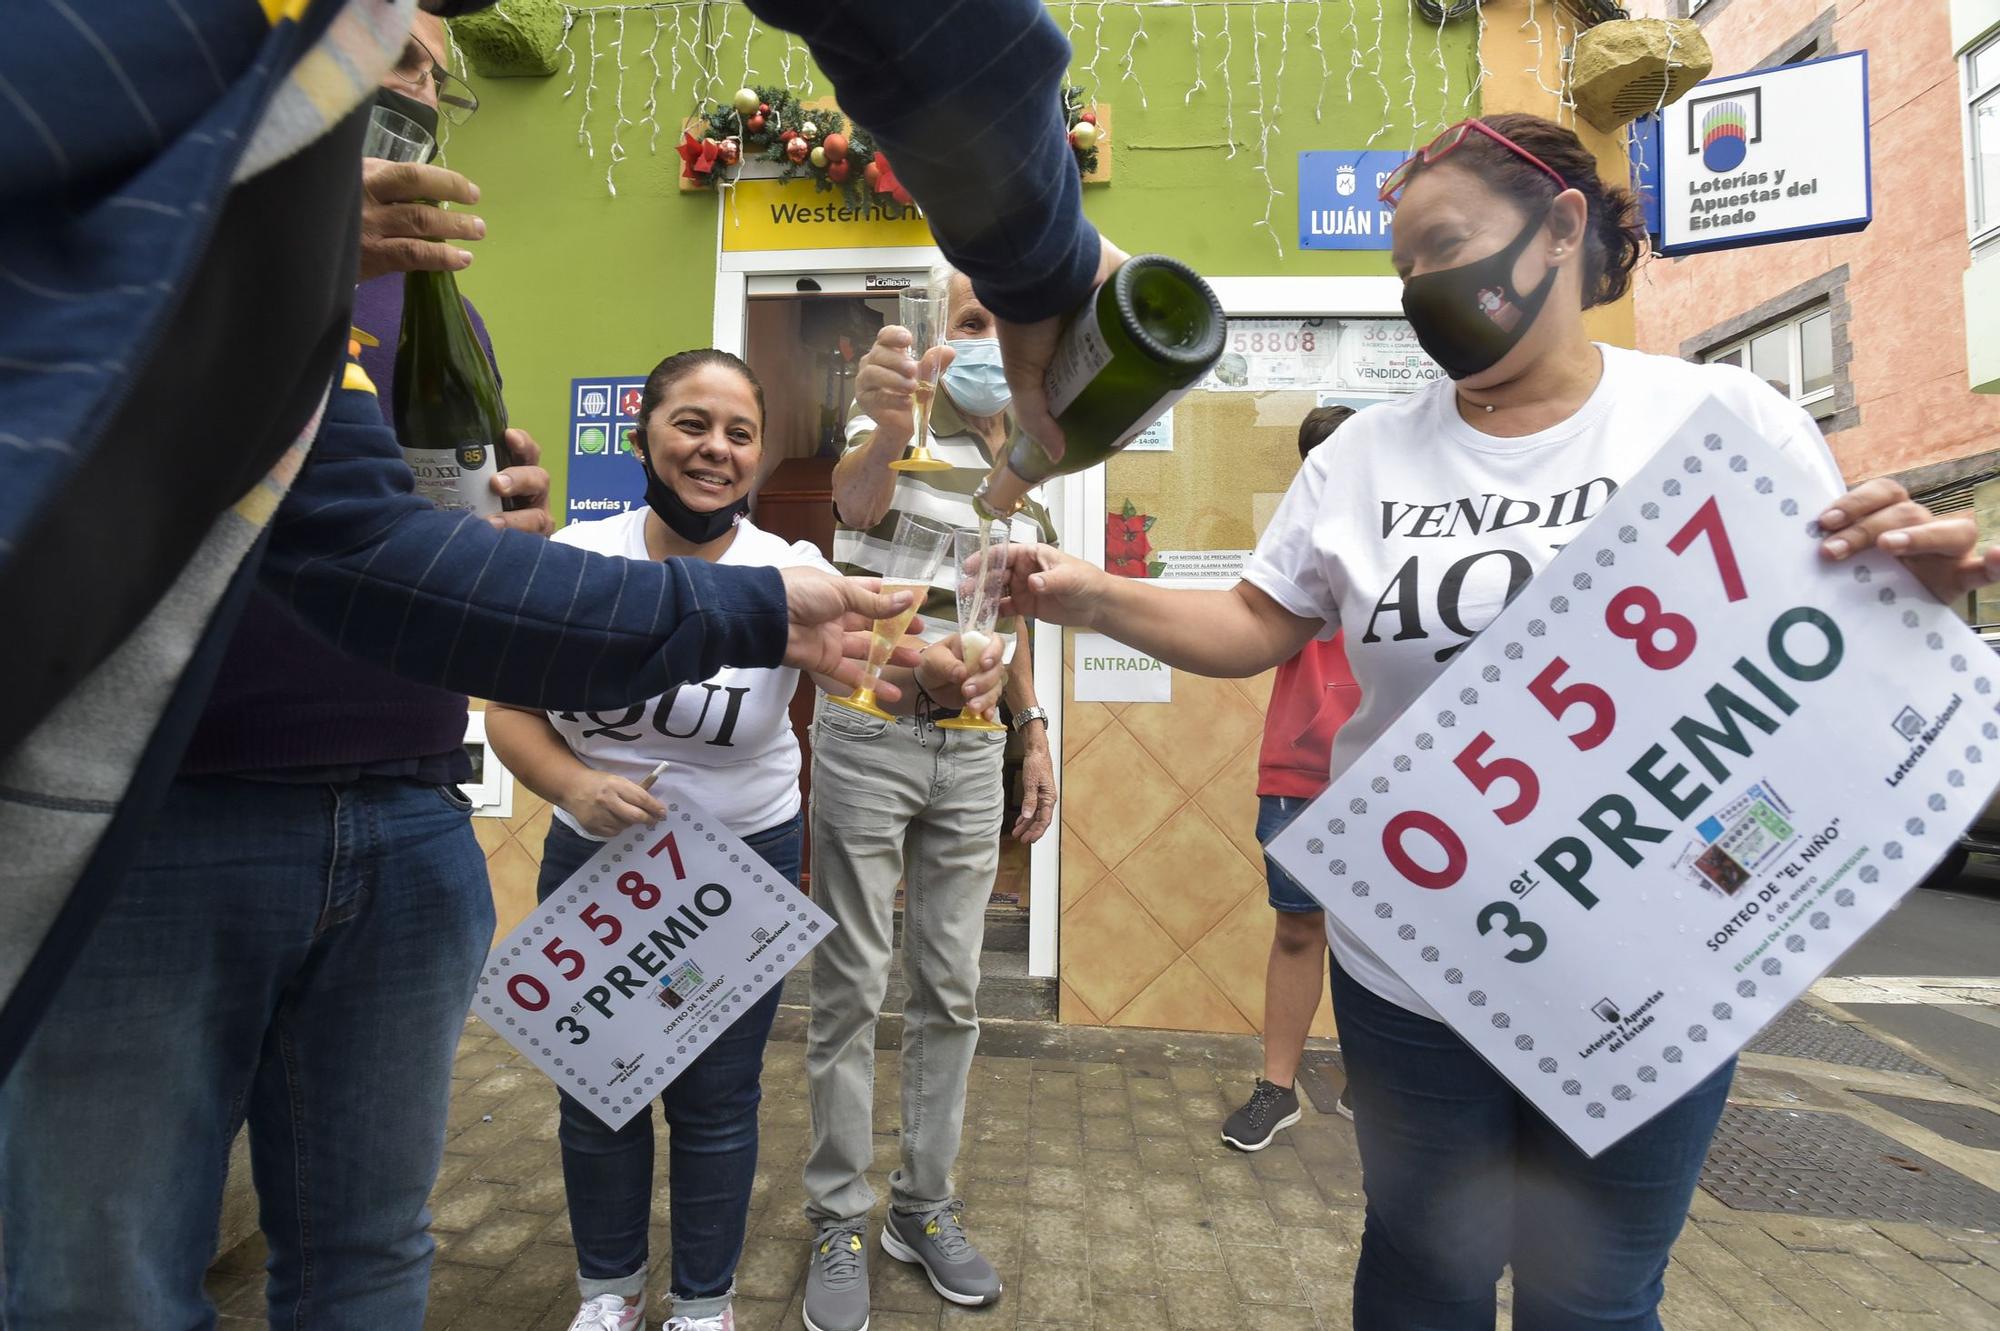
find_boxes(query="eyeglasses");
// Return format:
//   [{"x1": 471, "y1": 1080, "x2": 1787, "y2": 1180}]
[
  {"x1": 1378, "y1": 119, "x2": 1568, "y2": 206},
  {"x1": 388, "y1": 35, "x2": 480, "y2": 125}
]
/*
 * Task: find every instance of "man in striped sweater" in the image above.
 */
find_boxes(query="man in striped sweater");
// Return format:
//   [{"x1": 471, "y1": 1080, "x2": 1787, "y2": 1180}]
[{"x1": 799, "y1": 270, "x2": 1059, "y2": 1331}]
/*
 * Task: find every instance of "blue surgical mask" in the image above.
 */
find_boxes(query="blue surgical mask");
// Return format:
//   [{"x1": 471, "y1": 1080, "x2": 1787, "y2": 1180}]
[{"x1": 940, "y1": 337, "x2": 1011, "y2": 417}]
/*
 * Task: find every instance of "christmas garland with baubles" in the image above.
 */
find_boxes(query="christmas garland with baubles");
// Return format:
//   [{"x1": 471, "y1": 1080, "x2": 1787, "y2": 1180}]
[{"x1": 678, "y1": 83, "x2": 1103, "y2": 202}]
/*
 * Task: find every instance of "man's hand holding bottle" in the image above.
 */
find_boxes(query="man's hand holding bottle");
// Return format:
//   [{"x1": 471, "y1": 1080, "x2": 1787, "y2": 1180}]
[
  {"x1": 358, "y1": 156, "x2": 550, "y2": 534},
  {"x1": 992, "y1": 234, "x2": 1127, "y2": 464}
]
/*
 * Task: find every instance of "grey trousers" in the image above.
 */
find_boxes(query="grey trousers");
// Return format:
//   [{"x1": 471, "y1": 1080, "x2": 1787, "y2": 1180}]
[{"x1": 803, "y1": 698, "x2": 1005, "y2": 1224}]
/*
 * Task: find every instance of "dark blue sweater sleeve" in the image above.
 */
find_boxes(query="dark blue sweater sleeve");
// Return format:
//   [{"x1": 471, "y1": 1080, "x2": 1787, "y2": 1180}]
[
  {"x1": 259, "y1": 379, "x2": 789, "y2": 710},
  {"x1": 742, "y1": 0, "x2": 1099, "y2": 325}
]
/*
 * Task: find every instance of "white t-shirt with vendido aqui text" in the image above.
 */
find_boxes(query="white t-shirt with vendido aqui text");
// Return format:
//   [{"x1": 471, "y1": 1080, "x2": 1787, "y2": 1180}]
[
  {"x1": 1243, "y1": 344, "x2": 1845, "y2": 1016},
  {"x1": 547, "y1": 511, "x2": 835, "y2": 840}
]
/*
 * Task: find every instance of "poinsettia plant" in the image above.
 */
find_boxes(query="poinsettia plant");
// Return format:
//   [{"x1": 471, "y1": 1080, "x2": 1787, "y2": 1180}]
[{"x1": 1106, "y1": 499, "x2": 1162, "y2": 579}]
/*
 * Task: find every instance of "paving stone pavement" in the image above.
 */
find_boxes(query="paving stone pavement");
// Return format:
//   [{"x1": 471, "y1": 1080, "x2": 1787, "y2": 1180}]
[{"x1": 204, "y1": 1002, "x2": 2000, "y2": 1330}]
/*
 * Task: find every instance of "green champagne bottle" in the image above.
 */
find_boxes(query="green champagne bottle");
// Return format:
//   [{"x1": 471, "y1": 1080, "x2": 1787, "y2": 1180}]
[
  {"x1": 393, "y1": 268, "x2": 512, "y2": 518},
  {"x1": 973, "y1": 254, "x2": 1225, "y2": 519}
]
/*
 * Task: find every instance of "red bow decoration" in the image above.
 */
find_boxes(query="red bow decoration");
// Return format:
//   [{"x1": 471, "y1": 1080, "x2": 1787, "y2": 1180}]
[
  {"x1": 677, "y1": 131, "x2": 722, "y2": 181},
  {"x1": 871, "y1": 151, "x2": 914, "y2": 207}
]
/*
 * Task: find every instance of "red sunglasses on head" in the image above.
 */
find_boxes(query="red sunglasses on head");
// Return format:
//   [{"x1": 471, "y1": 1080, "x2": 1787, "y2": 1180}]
[{"x1": 1379, "y1": 120, "x2": 1569, "y2": 206}]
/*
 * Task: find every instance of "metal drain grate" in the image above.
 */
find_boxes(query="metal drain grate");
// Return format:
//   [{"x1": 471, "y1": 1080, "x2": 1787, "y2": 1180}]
[
  {"x1": 1854, "y1": 1093, "x2": 2000, "y2": 1152},
  {"x1": 1700, "y1": 1106, "x2": 2000, "y2": 1227},
  {"x1": 1745, "y1": 1003, "x2": 1942, "y2": 1077}
]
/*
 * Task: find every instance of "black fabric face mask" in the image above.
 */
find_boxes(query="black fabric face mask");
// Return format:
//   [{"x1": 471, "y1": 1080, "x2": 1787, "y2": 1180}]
[
  {"x1": 636, "y1": 436, "x2": 748, "y2": 544},
  {"x1": 1401, "y1": 205, "x2": 1559, "y2": 380},
  {"x1": 372, "y1": 87, "x2": 440, "y2": 157}
]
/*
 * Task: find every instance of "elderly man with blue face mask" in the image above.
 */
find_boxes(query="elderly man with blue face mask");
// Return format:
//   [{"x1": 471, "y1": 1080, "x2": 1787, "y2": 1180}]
[{"x1": 804, "y1": 267, "x2": 1058, "y2": 1331}]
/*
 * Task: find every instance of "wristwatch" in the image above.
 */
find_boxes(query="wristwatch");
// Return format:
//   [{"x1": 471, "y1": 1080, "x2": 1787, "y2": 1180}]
[{"x1": 1011, "y1": 705, "x2": 1049, "y2": 732}]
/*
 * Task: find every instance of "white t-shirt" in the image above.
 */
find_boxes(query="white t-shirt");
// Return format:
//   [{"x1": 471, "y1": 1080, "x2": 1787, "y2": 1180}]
[
  {"x1": 1243, "y1": 345, "x2": 1845, "y2": 1016},
  {"x1": 546, "y1": 511, "x2": 836, "y2": 840}
]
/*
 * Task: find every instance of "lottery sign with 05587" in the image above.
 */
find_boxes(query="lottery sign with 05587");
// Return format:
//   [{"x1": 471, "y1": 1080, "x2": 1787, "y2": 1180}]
[
  {"x1": 1264, "y1": 396, "x2": 2000, "y2": 1156},
  {"x1": 475, "y1": 800, "x2": 833, "y2": 1129}
]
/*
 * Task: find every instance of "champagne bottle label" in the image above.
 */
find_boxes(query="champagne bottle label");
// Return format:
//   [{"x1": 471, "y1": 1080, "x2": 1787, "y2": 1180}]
[
  {"x1": 403, "y1": 442, "x2": 501, "y2": 516},
  {"x1": 1044, "y1": 310, "x2": 1113, "y2": 417}
]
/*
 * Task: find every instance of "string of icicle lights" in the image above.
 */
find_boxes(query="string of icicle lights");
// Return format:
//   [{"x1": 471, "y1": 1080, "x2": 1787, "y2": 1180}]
[{"x1": 555, "y1": 0, "x2": 1507, "y2": 250}]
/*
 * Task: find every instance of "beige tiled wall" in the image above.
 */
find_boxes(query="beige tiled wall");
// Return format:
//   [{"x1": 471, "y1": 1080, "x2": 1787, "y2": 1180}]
[
  {"x1": 1058, "y1": 631, "x2": 1337, "y2": 1038},
  {"x1": 474, "y1": 786, "x2": 551, "y2": 944}
]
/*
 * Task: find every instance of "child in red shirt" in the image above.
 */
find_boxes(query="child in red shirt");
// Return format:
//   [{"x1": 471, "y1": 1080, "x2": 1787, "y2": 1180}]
[{"x1": 1223, "y1": 406, "x2": 1360, "y2": 1151}]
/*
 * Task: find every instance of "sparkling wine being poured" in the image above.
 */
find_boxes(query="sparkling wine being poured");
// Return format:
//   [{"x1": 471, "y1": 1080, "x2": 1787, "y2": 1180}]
[
  {"x1": 973, "y1": 254, "x2": 1224, "y2": 520},
  {"x1": 936, "y1": 521, "x2": 1013, "y2": 732}
]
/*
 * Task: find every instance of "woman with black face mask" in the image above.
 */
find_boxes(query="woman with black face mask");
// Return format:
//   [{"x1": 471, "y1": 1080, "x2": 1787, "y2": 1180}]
[
  {"x1": 485, "y1": 349, "x2": 1002, "y2": 1331},
  {"x1": 991, "y1": 114, "x2": 2000, "y2": 1330}
]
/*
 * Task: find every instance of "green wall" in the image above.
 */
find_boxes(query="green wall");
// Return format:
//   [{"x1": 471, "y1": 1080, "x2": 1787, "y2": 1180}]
[{"x1": 443, "y1": 2, "x2": 1477, "y2": 506}]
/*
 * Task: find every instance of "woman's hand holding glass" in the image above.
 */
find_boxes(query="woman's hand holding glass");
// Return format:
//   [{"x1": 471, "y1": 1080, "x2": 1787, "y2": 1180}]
[
  {"x1": 938, "y1": 523, "x2": 1012, "y2": 732},
  {"x1": 1818, "y1": 478, "x2": 2000, "y2": 602},
  {"x1": 994, "y1": 541, "x2": 1112, "y2": 629},
  {"x1": 915, "y1": 634, "x2": 1007, "y2": 718}
]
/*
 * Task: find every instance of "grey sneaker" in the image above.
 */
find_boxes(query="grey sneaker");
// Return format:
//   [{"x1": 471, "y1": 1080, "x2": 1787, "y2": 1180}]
[
  {"x1": 880, "y1": 1200, "x2": 1002, "y2": 1307},
  {"x1": 803, "y1": 1222, "x2": 870, "y2": 1331},
  {"x1": 1221, "y1": 1078, "x2": 1302, "y2": 1151}
]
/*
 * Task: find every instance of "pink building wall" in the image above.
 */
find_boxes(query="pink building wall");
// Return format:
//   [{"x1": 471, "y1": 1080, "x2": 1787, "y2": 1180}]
[{"x1": 1632, "y1": 0, "x2": 2000, "y2": 482}]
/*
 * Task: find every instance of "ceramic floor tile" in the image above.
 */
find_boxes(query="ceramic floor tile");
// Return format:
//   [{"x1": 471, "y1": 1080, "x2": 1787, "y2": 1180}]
[
  {"x1": 1110, "y1": 956, "x2": 1256, "y2": 1036},
  {"x1": 1059, "y1": 725, "x2": 1184, "y2": 870},
  {"x1": 1059, "y1": 877, "x2": 1180, "y2": 1020},
  {"x1": 1117, "y1": 804, "x2": 1263, "y2": 950},
  {"x1": 1193, "y1": 738, "x2": 1269, "y2": 870},
  {"x1": 1060, "y1": 826, "x2": 1109, "y2": 916},
  {"x1": 1118, "y1": 671, "x2": 1264, "y2": 798}
]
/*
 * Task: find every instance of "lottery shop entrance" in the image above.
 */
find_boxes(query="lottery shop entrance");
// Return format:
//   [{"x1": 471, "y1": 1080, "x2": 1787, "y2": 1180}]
[{"x1": 716, "y1": 243, "x2": 1072, "y2": 988}]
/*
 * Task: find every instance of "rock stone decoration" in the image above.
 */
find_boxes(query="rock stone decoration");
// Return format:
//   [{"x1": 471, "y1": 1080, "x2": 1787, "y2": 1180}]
[
  {"x1": 1570, "y1": 18, "x2": 1714, "y2": 133},
  {"x1": 451, "y1": 0, "x2": 567, "y2": 78}
]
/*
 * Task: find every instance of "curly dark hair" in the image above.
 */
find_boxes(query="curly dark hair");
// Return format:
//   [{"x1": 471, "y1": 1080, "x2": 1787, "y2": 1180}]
[{"x1": 1404, "y1": 113, "x2": 1648, "y2": 309}]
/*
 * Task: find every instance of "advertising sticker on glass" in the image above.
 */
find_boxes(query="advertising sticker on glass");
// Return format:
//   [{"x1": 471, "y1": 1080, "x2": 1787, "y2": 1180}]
[{"x1": 1202, "y1": 319, "x2": 1339, "y2": 392}]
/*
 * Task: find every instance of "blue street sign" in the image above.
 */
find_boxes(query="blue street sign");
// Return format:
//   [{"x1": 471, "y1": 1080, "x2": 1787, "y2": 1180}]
[{"x1": 1297, "y1": 150, "x2": 1405, "y2": 251}]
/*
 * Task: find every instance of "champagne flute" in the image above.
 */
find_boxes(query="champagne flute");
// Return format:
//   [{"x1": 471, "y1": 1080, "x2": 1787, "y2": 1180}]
[
  {"x1": 935, "y1": 522, "x2": 1013, "y2": 732},
  {"x1": 826, "y1": 513, "x2": 953, "y2": 720},
  {"x1": 888, "y1": 286, "x2": 953, "y2": 473},
  {"x1": 364, "y1": 106, "x2": 436, "y2": 162}
]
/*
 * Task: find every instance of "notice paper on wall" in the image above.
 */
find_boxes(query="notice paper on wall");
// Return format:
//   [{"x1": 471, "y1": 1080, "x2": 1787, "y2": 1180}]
[
  {"x1": 475, "y1": 799, "x2": 834, "y2": 1129},
  {"x1": 1074, "y1": 632, "x2": 1171, "y2": 704},
  {"x1": 1152, "y1": 550, "x2": 1251, "y2": 582},
  {"x1": 1264, "y1": 396, "x2": 2000, "y2": 1157}
]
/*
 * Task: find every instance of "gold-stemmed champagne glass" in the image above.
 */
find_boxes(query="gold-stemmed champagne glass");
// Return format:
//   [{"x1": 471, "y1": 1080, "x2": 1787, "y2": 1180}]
[
  {"x1": 826, "y1": 513, "x2": 953, "y2": 720},
  {"x1": 935, "y1": 521, "x2": 1013, "y2": 732},
  {"x1": 888, "y1": 285, "x2": 954, "y2": 473}
]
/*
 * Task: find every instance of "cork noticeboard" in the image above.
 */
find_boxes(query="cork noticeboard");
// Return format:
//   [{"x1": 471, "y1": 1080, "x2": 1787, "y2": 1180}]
[{"x1": 1105, "y1": 389, "x2": 1319, "y2": 581}]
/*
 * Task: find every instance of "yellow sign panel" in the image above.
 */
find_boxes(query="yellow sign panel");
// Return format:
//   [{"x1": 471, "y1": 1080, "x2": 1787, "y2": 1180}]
[{"x1": 721, "y1": 177, "x2": 934, "y2": 252}]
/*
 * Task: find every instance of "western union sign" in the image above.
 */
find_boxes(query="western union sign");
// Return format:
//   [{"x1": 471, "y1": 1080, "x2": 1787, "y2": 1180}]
[{"x1": 721, "y1": 177, "x2": 935, "y2": 252}]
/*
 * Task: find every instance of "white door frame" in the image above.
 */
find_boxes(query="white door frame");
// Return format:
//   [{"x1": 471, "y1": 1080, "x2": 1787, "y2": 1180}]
[{"x1": 712, "y1": 244, "x2": 1075, "y2": 978}]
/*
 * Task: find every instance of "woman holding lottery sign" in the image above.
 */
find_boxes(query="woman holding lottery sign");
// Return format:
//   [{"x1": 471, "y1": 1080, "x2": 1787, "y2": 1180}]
[
  {"x1": 486, "y1": 349, "x2": 1002, "y2": 1331},
  {"x1": 999, "y1": 114, "x2": 2000, "y2": 1329}
]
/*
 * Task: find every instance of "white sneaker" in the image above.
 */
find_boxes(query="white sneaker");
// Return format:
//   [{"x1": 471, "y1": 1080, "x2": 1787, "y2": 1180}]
[
  {"x1": 567, "y1": 1294, "x2": 644, "y2": 1331},
  {"x1": 665, "y1": 1310, "x2": 733, "y2": 1331}
]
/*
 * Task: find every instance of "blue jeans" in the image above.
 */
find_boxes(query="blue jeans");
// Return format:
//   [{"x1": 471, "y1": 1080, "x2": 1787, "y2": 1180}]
[
  {"x1": 536, "y1": 813, "x2": 797, "y2": 1318},
  {"x1": 0, "y1": 776, "x2": 494, "y2": 1331},
  {"x1": 1329, "y1": 955, "x2": 1734, "y2": 1331},
  {"x1": 1258, "y1": 794, "x2": 1327, "y2": 914}
]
